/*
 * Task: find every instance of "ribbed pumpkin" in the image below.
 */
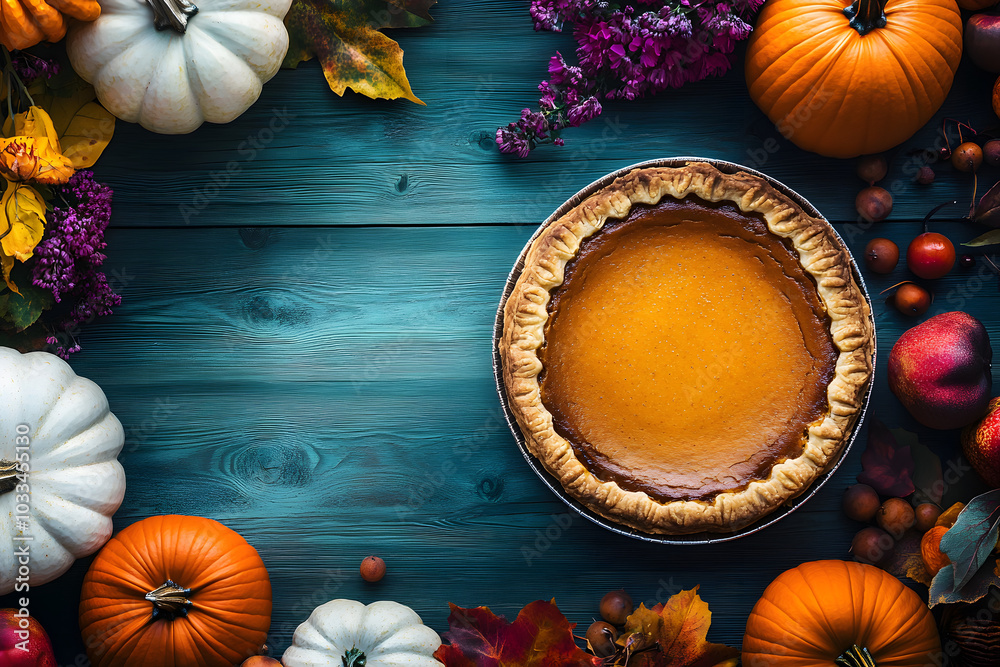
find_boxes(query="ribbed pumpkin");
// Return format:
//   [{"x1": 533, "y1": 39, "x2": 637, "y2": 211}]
[
  {"x1": 742, "y1": 561, "x2": 941, "y2": 667},
  {"x1": 79, "y1": 515, "x2": 272, "y2": 667},
  {"x1": 0, "y1": 0, "x2": 100, "y2": 50},
  {"x1": 746, "y1": 0, "x2": 963, "y2": 158}
]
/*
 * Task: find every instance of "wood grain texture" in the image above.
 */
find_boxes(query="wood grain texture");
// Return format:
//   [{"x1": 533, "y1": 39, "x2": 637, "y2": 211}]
[
  {"x1": 2, "y1": 224, "x2": 995, "y2": 662},
  {"x1": 89, "y1": 0, "x2": 1000, "y2": 229},
  {"x1": 4, "y1": 1, "x2": 1000, "y2": 660}
]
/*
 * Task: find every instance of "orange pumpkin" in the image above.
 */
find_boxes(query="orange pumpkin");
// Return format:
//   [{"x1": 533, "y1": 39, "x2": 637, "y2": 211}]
[
  {"x1": 743, "y1": 561, "x2": 941, "y2": 667},
  {"x1": 0, "y1": 0, "x2": 100, "y2": 51},
  {"x1": 79, "y1": 515, "x2": 272, "y2": 667},
  {"x1": 746, "y1": 0, "x2": 963, "y2": 158}
]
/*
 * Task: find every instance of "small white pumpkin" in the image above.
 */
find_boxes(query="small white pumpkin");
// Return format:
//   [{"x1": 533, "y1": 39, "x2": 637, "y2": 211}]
[
  {"x1": 0, "y1": 347, "x2": 125, "y2": 595},
  {"x1": 66, "y1": 0, "x2": 292, "y2": 134},
  {"x1": 283, "y1": 599, "x2": 443, "y2": 667}
]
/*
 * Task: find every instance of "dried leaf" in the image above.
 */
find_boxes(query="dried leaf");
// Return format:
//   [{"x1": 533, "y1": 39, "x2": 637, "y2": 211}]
[
  {"x1": 882, "y1": 530, "x2": 933, "y2": 587},
  {"x1": 618, "y1": 588, "x2": 739, "y2": 667},
  {"x1": 283, "y1": 0, "x2": 434, "y2": 104},
  {"x1": 964, "y1": 229, "x2": 1000, "y2": 247},
  {"x1": 434, "y1": 600, "x2": 601, "y2": 667},
  {"x1": 893, "y1": 429, "x2": 943, "y2": 505},
  {"x1": 971, "y1": 179, "x2": 1000, "y2": 228},
  {"x1": 928, "y1": 559, "x2": 1000, "y2": 608},
  {"x1": 941, "y1": 490, "x2": 1000, "y2": 591},
  {"x1": 0, "y1": 181, "x2": 46, "y2": 262},
  {"x1": 858, "y1": 419, "x2": 915, "y2": 497},
  {"x1": 938, "y1": 503, "x2": 966, "y2": 529}
]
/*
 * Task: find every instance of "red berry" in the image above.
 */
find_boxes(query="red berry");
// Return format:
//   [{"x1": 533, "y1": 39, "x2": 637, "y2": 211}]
[
  {"x1": 893, "y1": 283, "x2": 931, "y2": 316},
  {"x1": 985, "y1": 140, "x2": 1000, "y2": 167},
  {"x1": 952, "y1": 142, "x2": 983, "y2": 173},
  {"x1": 916, "y1": 166, "x2": 935, "y2": 185},
  {"x1": 907, "y1": 232, "x2": 956, "y2": 280},
  {"x1": 864, "y1": 238, "x2": 899, "y2": 274},
  {"x1": 856, "y1": 187, "x2": 893, "y2": 223},
  {"x1": 856, "y1": 155, "x2": 888, "y2": 184},
  {"x1": 360, "y1": 556, "x2": 386, "y2": 582}
]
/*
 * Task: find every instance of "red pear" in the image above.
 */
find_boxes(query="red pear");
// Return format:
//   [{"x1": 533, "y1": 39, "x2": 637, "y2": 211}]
[
  {"x1": 962, "y1": 397, "x2": 1000, "y2": 488},
  {"x1": 888, "y1": 312, "x2": 993, "y2": 430}
]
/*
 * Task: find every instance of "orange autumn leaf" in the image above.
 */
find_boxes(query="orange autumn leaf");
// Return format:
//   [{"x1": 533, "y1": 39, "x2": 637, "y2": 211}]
[
  {"x1": 0, "y1": 106, "x2": 74, "y2": 184},
  {"x1": 618, "y1": 588, "x2": 739, "y2": 667},
  {"x1": 434, "y1": 599, "x2": 601, "y2": 667}
]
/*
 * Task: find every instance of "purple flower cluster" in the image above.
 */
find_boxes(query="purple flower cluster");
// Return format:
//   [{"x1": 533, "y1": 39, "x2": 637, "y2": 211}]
[
  {"x1": 11, "y1": 53, "x2": 60, "y2": 84},
  {"x1": 497, "y1": 0, "x2": 763, "y2": 155},
  {"x1": 31, "y1": 171, "x2": 119, "y2": 357}
]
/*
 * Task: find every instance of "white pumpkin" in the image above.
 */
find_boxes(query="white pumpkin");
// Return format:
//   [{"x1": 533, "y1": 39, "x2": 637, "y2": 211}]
[
  {"x1": 0, "y1": 347, "x2": 125, "y2": 595},
  {"x1": 283, "y1": 599, "x2": 443, "y2": 667},
  {"x1": 66, "y1": 0, "x2": 292, "y2": 134}
]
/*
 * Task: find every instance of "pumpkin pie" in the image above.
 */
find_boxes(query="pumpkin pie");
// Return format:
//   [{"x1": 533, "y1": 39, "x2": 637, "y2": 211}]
[{"x1": 499, "y1": 163, "x2": 874, "y2": 534}]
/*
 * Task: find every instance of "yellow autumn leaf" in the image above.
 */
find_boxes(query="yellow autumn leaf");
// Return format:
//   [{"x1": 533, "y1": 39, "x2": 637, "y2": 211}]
[
  {"x1": 1, "y1": 252, "x2": 16, "y2": 293},
  {"x1": 25, "y1": 75, "x2": 115, "y2": 169},
  {"x1": 0, "y1": 107, "x2": 74, "y2": 184},
  {"x1": 60, "y1": 102, "x2": 115, "y2": 169},
  {"x1": 0, "y1": 180, "x2": 47, "y2": 262}
]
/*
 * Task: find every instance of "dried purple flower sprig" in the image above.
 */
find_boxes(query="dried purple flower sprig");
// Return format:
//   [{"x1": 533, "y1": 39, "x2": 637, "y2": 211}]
[
  {"x1": 30, "y1": 171, "x2": 120, "y2": 358},
  {"x1": 497, "y1": 0, "x2": 764, "y2": 155}
]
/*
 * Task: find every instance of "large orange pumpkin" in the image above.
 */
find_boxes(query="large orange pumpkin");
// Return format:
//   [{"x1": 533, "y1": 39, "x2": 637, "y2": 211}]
[
  {"x1": 742, "y1": 561, "x2": 941, "y2": 667},
  {"x1": 746, "y1": 0, "x2": 963, "y2": 158},
  {"x1": 0, "y1": 0, "x2": 100, "y2": 50},
  {"x1": 79, "y1": 515, "x2": 272, "y2": 667}
]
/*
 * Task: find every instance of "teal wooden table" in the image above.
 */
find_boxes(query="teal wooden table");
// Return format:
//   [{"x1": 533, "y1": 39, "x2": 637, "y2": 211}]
[{"x1": 4, "y1": 1, "x2": 1000, "y2": 662}]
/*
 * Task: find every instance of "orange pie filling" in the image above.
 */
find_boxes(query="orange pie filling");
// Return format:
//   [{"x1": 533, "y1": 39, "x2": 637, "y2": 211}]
[{"x1": 539, "y1": 197, "x2": 838, "y2": 503}]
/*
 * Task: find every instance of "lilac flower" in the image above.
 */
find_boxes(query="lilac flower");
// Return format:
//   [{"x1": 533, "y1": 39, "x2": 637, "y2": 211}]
[
  {"x1": 29, "y1": 171, "x2": 120, "y2": 358},
  {"x1": 497, "y1": 0, "x2": 764, "y2": 155},
  {"x1": 11, "y1": 53, "x2": 60, "y2": 84}
]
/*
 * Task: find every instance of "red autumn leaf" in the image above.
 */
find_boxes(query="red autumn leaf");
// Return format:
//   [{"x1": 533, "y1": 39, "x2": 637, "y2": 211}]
[
  {"x1": 434, "y1": 599, "x2": 601, "y2": 667},
  {"x1": 617, "y1": 588, "x2": 739, "y2": 667},
  {"x1": 857, "y1": 419, "x2": 915, "y2": 497}
]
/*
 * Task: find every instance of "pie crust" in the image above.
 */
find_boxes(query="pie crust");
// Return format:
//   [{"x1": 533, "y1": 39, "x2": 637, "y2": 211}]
[{"x1": 499, "y1": 162, "x2": 874, "y2": 534}]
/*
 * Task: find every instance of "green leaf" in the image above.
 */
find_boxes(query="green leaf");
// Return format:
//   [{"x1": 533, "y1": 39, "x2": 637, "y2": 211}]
[
  {"x1": 283, "y1": 0, "x2": 435, "y2": 104},
  {"x1": 964, "y1": 229, "x2": 1000, "y2": 247},
  {"x1": 3, "y1": 284, "x2": 53, "y2": 331},
  {"x1": 928, "y1": 559, "x2": 1000, "y2": 608},
  {"x1": 940, "y1": 489, "x2": 1000, "y2": 591}
]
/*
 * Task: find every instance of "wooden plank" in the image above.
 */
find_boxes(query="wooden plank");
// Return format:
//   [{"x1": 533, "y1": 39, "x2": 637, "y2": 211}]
[
  {"x1": 2, "y1": 224, "x2": 995, "y2": 661},
  {"x1": 90, "y1": 0, "x2": 1000, "y2": 228}
]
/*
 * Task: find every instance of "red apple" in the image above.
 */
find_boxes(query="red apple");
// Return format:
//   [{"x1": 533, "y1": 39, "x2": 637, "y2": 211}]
[
  {"x1": 0, "y1": 610, "x2": 56, "y2": 667},
  {"x1": 888, "y1": 312, "x2": 993, "y2": 430},
  {"x1": 966, "y1": 11, "x2": 1000, "y2": 74},
  {"x1": 963, "y1": 397, "x2": 1000, "y2": 488}
]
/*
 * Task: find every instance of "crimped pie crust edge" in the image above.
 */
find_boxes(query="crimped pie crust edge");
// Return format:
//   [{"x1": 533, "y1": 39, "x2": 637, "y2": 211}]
[{"x1": 499, "y1": 162, "x2": 874, "y2": 534}]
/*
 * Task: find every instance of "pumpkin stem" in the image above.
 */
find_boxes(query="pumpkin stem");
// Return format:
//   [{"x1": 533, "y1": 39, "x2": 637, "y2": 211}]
[
  {"x1": 844, "y1": 0, "x2": 887, "y2": 35},
  {"x1": 0, "y1": 459, "x2": 17, "y2": 495},
  {"x1": 836, "y1": 645, "x2": 878, "y2": 667},
  {"x1": 146, "y1": 0, "x2": 199, "y2": 33},
  {"x1": 145, "y1": 580, "x2": 193, "y2": 621},
  {"x1": 342, "y1": 647, "x2": 367, "y2": 666}
]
